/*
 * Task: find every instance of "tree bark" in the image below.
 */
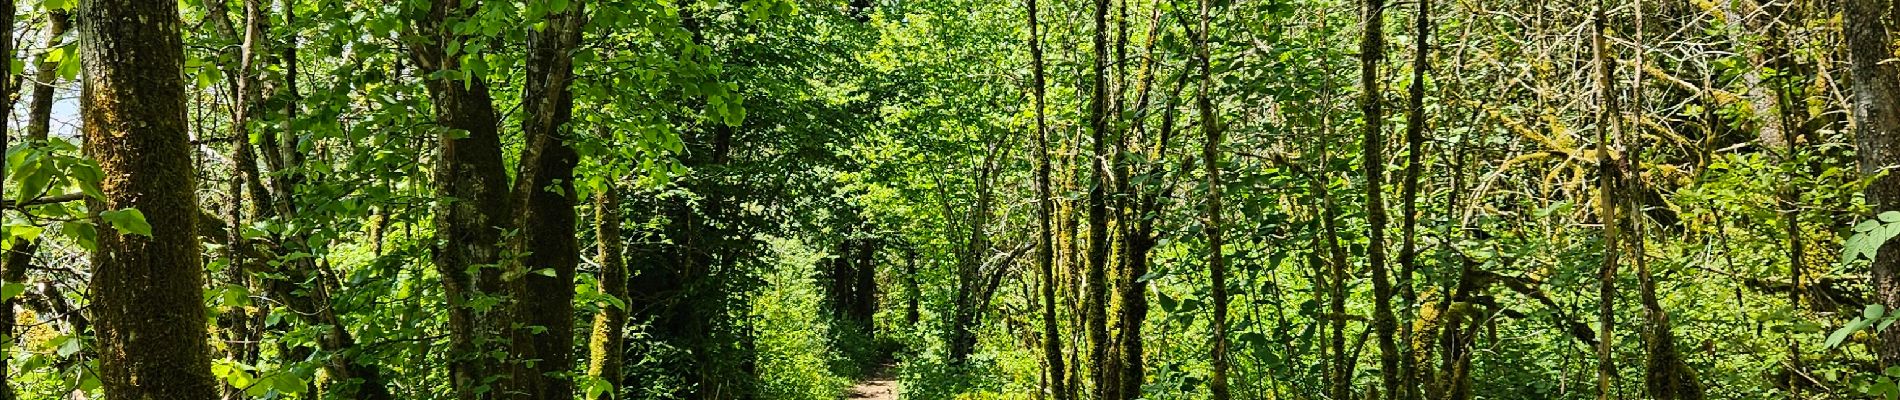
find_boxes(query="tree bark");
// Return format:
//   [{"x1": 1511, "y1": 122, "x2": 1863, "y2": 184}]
[
  {"x1": 588, "y1": 188, "x2": 628, "y2": 392},
  {"x1": 1029, "y1": 0, "x2": 1069, "y2": 395},
  {"x1": 1590, "y1": 6, "x2": 1622, "y2": 399},
  {"x1": 1085, "y1": 0, "x2": 1114, "y2": 395},
  {"x1": 1844, "y1": 0, "x2": 1900, "y2": 368},
  {"x1": 1194, "y1": 0, "x2": 1230, "y2": 397},
  {"x1": 503, "y1": 2, "x2": 586, "y2": 397},
  {"x1": 25, "y1": 11, "x2": 69, "y2": 142},
  {"x1": 76, "y1": 0, "x2": 220, "y2": 397},
  {"x1": 408, "y1": 1, "x2": 512, "y2": 398},
  {"x1": 3, "y1": 10, "x2": 61, "y2": 400},
  {"x1": 0, "y1": 0, "x2": 11, "y2": 392},
  {"x1": 1360, "y1": 0, "x2": 1401, "y2": 394},
  {"x1": 1109, "y1": 7, "x2": 1170, "y2": 399},
  {"x1": 1397, "y1": 1, "x2": 1430, "y2": 398}
]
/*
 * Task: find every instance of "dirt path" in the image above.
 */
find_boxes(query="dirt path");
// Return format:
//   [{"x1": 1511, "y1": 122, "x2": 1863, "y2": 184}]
[{"x1": 844, "y1": 365, "x2": 897, "y2": 400}]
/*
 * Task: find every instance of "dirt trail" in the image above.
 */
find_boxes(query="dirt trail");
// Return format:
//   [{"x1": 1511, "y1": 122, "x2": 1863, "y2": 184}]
[{"x1": 844, "y1": 365, "x2": 897, "y2": 400}]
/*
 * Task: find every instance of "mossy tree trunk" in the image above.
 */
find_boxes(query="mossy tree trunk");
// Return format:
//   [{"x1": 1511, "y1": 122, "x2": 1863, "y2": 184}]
[
  {"x1": 76, "y1": 0, "x2": 220, "y2": 397},
  {"x1": 503, "y1": 3, "x2": 586, "y2": 397},
  {"x1": 1845, "y1": 0, "x2": 1900, "y2": 369},
  {"x1": 407, "y1": 1, "x2": 512, "y2": 397},
  {"x1": 1028, "y1": 0, "x2": 1069, "y2": 395},
  {"x1": 589, "y1": 187, "x2": 628, "y2": 392}
]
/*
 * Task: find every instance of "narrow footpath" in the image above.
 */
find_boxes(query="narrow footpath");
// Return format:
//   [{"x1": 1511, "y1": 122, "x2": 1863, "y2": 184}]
[{"x1": 844, "y1": 365, "x2": 897, "y2": 399}]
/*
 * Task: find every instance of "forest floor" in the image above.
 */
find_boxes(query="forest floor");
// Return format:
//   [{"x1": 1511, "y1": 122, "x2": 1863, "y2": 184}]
[{"x1": 845, "y1": 364, "x2": 898, "y2": 400}]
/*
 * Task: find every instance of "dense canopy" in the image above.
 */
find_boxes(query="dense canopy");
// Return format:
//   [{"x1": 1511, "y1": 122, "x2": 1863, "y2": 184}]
[{"x1": 3, "y1": 0, "x2": 1900, "y2": 399}]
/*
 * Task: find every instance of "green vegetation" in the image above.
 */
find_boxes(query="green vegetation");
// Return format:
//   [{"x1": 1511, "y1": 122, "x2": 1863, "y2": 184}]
[{"x1": 5, "y1": 0, "x2": 1900, "y2": 399}]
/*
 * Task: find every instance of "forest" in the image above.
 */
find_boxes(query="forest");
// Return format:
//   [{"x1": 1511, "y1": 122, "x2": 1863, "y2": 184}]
[{"x1": 2, "y1": 0, "x2": 1900, "y2": 398}]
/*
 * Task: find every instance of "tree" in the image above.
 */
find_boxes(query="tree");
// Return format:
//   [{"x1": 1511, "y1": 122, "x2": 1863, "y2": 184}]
[
  {"x1": 0, "y1": 4, "x2": 21, "y2": 400},
  {"x1": 1396, "y1": 1, "x2": 1430, "y2": 398},
  {"x1": 406, "y1": 0, "x2": 513, "y2": 396},
  {"x1": 1360, "y1": 0, "x2": 1402, "y2": 394},
  {"x1": 76, "y1": 0, "x2": 219, "y2": 397},
  {"x1": 2, "y1": 10, "x2": 62, "y2": 400},
  {"x1": 1110, "y1": 5, "x2": 1172, "y2": 398},
  {"x1": 1085, "y1": 0, "x2": 1114, "y2": 394},
  {"x1": 1195, "y1": 0, "x2": 1231, "y2": 397},
  {"x1": 1029, "y1": 0, "x2": 1069, "y2": 396},
  {"x1": 501, "y1": 3, "x2": 587, "y2": 397},
  {"x1": 1590, "y1": 5, "x2": 1622, "y2": 399},
  {"x1": 1845, "y1": 0, "x2": 1900, "y2": 370},
  {"x1": 588, "y1": 187, "x2": 628, "y2": 393}
]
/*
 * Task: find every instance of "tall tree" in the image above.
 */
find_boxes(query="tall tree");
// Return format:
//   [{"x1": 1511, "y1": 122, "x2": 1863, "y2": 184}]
[
  {"x1": 502, "y1": 2, "x2": 587, "y2": 397},
  {"x1": 588, "y1": 187, "x2": 628, "y2": 393},
  {"x1": 1029, "y1": 0, "x2": 1070, "y2": 395},
  {"x1": 76, "y1": 0, "x2": 219, "y2": 397},
  {"x1": 1085, "y1": 0, "x2": 1114, "y2": 394},
  {"x1": 1589, "y1": 4, "x2": 1622, "y2": 399},
  {"x1": 0, "y1": 4, "x2": 22, "y2": 400},
  {"x1": 1111, "y1": 5, "x2": 1171, "y2": 398},
  {"x1": 1626, "y1": 4, "x2": 1703, "y2": 399},
  {"x1": 408, "y1": 0, "x2": 512, "y2": 397},
  {"x1": 946, "y1": 134, "x2": 1021, "y2": 366},
  {"x1": 1396, "y1": 0, "x2": 1430, "y2": 398},
  {"x1": 1195, "y1": 0, "x2": 1231, "y2": 397},
  {"x1": 1845, "y1": 0, "x2": 1900, "y2": 369},
  {"x1": 1360, "y1": 0, "x2": 1402, "y2": 394},
  {"x1": 3, "y1": 10, "x2": 64, "y2": 400}
]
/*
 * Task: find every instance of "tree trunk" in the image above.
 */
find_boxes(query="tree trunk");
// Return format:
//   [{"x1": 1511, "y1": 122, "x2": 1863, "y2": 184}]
[
  {"x1": 1844, "y1": 0, "x2": 1900, "y2": 369},
  {"x1": 1360, "y1": 0, "x2": 1402, "y2": 394},
  {"x1": 1029, "y1": 0, "x2": 1069, "y2": 395},
  {"x1": 1085, "y1": 0, "x2": 1113, "y2": 395},
  {"x1": 1621, "y1": 5, "x2": 1704, "y2": 399},
  {"x1": 25, "y1": 11, "x2": 69, "y2": 142},
  {"x1": 589, "y1": 188, "x2": 628, "y2": 392},
  {"x1": 1589, "y1": 6, "x2": 1622, "y2": 399},
  {"x1": 1194, "y1": 0, "x2": 1231, "y2": 397},
  {"x1": 76, "y1": 0, "x2": 220, "y2": 397},
  {"x1": 503, "y1": 3, "x2": 586, "y2": 397},
  {"x1": 1397, "y1": 0, "x2": 1430, "y2": 398},
  {"x1": 409, "y1": 1, "x2": 512, "y2": 398},
  {"x1": 3, "y1": 10, "x2": 60, "y2": 400}
]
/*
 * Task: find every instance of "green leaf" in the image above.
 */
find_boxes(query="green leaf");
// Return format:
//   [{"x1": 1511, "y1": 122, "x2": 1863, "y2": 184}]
[
  {"x1": 99, "y1": 208, "x2": 153, "y2": 237},
  {"x1": 1828, "y1": 317, "x2": 1868, "y2": 348},
  {"x1": 15, "y1": 161, "x2": 52, "y2": 204},
  {"x1": 1867, "y1": 304, "x2": 1885, "y2": 320},
  {"x1": 60, "y1": 221, "x2": 95, "y2": 251},
  {"x1": 77, "y1": 366, "x2": 100, "y2": 391},
  {"x1": 271, "y1": 373, "x2": 307, "y2": 394},
  {"x1": 1792, "y1": 321, "x2": 1824, "y2": 333},
  {"x1": 71, "y1": 162, "x2": 105, "y2": 200},
  {"x1": 584, "y1": 377, "x2": 612, "y2": 400},
  {"x1": 6, "y1": 225, "x2": 44, "y2": 244},
  {"x1": 54, "y1": 335, "x2": 80, "y2": 357},
  {"x1": 1882, "y1": 211, "x2": 1900, "y2": 223},
  {"x1": 56, "y1": 52, "x2": 80, "y2": 81},
  {"x1": 0, "y1": 282, "x2": 25, "y2": 303},
  {"x1": 1856, "y1": 220, "x2": 1882, "y2": 233}
]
